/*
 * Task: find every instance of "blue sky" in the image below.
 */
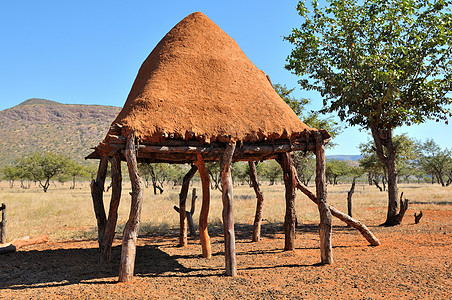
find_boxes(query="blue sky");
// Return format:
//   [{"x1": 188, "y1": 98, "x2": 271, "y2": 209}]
[{"x1": 0, "y1": 0, "x2": 450, "y2": 155}]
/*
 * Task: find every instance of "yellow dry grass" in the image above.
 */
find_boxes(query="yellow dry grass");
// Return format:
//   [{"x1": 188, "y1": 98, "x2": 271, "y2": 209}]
[{"x1": 0, "y1": 180, "x2": 450, "y2": 242}]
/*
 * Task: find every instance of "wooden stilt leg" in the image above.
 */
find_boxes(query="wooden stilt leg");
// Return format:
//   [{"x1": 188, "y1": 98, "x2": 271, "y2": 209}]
[
  {"x1": 101, "y1": 153, "x2": 122, "y2": 262},
  {"x1": 277, "y1": 153, "x2": 297, "y2": 251},
  {"x1": 90, "y1": 157, "x2": 108, "y2": 251},
  {"x1": 194, "y1": 154, "x2": 212, "y2": 259},
  {"x1": 249, "y1": 161, "x2": 264, "y2": 242},
  {"x1": 220, "y1": 142, "x2": 237, "y2": 276},
  {"x1": 179, "y1": 165, "x2": 198, "y2": 247},
  {"x1": 119, "y1": 132, "x2": 144, "y2": 282},
  {"x1": 315, "y1": 132, "x2": 333, "y2": 264}
]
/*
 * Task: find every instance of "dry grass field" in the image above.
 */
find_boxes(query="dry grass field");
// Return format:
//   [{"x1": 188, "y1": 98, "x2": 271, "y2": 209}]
[
  {"x1": 0, "y1": 180, "x2": 451, "y2": 299},
  {"x1": 0, "y1": 180, "x2": 449, "y2": 242}
]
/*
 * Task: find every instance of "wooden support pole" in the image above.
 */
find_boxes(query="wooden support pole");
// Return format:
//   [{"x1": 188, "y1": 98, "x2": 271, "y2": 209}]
[
  {"x1": 119, "y1": 132, "x2": 144, "y2": 282},
  {"x1": 220, "y1": 142, "x2": 237, "y2": 276},
  {"x1": 277, "y1": 153, "x2": 297, "y2": 251},
  {"x1": 178, "y1": 165, "x2": 198, "y2": 247},
  {"x1": 347, "y1": 178, "x2": 356, "y2": 218},
  {"x1": 101, "y1": 153, "x2": 122, "y2": 262},
  {"x1": 194, "y1": 154, "x2": 212, "y2": 259},
  {"x1": 1, "y1": 203, "x2": 6, "y2": 244},
  {"x1": 315, "y1": 132, "x2": 333, "y2": 264},
  {"x1": 249, "y1": 161, "x2": 265, "y2": 242},
  {"x1": 90, "y1": 157, "x2": 108, "y2": 250},
  {"x1": 294, "y1": 174, "x2": 380, "y2": 246}
]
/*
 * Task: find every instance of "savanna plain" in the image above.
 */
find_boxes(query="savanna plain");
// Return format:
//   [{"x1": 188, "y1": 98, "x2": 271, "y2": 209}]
[{"x1": 0, "y1": 180, "x2": 450, "y2": 299}]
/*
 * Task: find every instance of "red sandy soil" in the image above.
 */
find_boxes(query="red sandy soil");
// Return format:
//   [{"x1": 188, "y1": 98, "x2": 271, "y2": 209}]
[{"x1": 1, "y1": 209, "x2": 451, "y2": 299}]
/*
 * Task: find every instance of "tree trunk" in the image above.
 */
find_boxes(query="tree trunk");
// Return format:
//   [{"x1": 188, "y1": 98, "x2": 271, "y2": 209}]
[
  {"x1": 101, "y1": 153, "x2": 122, "y2": 263},
  {"x1": 178, "y1": 165, "x2": 198, "y2": 247},
  {"x1": 90, "y1": 157, "x2": 108, "y2": 250},
  {"x1": 119, "y1": 132, "x2": 144, "y2": 283},
  {"x1": 315, "y1": 132, "x2": 333, "y2": 264},
  {"x1": 220, "y1": 142, "x2": 237, "y2": 276},
  {"x1": 369, "y1": 124, "x2": 402, "y2": 226},
  {"x1": 194, "y1": 154, "x2": 212, "y2": 259},
  {"x1": 249, "y1": 161, "x2": 265, "y2": 242}
]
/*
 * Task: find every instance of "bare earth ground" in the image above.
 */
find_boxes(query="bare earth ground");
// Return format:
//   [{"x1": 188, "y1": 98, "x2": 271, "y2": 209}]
[{"x1": 0, "y1": 209, "x2": 451, "y2": 299}]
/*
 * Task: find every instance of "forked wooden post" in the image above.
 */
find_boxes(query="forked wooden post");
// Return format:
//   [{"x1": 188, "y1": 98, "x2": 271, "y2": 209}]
[
  {"x1": 90, "y1": 157, "x2": 108, "y2": 250},
  {"x1": 315, "y1": 132, "x2": 333, "y2": 264},
  {"x1": 119, "y1": 133, "x2": 144, "y2": 282},
  {"x1": 220, "y1": 142, "x2": 237, "y2": 276},
  {"x1": 249, "y1": 161, "x2": 264, "y2": 242},
  {"x1": 278, "y1": 152, "x2": 297, "y2": 251},
  {"x1": 101, "y1": 153, "x2": 122, "y2": 262},
  {"x1": 178, "y1": 165, "x2": 198, "y2": 247},
  {"x1": 193, "y1": 153, "x2": 212, "y2": 259}
]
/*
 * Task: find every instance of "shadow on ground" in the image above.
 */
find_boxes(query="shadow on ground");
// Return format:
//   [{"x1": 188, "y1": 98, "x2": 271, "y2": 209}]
[{"x1": 0, "y1": 222, "x2": 362, "y2": 289}]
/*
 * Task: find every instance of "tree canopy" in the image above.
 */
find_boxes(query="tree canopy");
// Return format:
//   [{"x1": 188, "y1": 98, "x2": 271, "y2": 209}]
[
  {"x1": 285, "y1": 0, "x2": 452, "y2": 226},
  {"x1": 285, "y1": 0, "x2": 452, "y2": 130}
]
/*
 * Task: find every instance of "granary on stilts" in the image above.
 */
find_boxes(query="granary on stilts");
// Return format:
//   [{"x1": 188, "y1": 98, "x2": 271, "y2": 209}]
[{"x1": 87, "y1": 12, "x2": 379, "y2": 282}]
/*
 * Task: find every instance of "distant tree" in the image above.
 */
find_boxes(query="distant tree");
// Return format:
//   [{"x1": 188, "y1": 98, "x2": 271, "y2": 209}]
[
  {"x1": 293, "y1": 153, "x2": 316, "y2": 186},
  {"x1": 260, "y1": 160, "x2": 283, "y2": 185},
  {"x1": 232, "y1": 162, "x2": 249, "y2": 185},
  {"x1": 165, "y1": 164, "x2": 187, "y2": 186},
  {"x1": 285, "y1": 0, "x2": 452, "y2": 226},
  {"x1": 206, "y1": 162, "x2": 222, "y2": 190},
  {"x1": 66, "y1": 161, "x2": 87, "y2": 189},
  {"x1": 138, "y1": 163, "x2": 169, "y2": 194},
  {"x1": 84, "y1": 163, "x2": 99, "y2": 181},
  {"x1": 326, "y1": 159, "x2": 351, "y2": 185},
  {"x1": 1, "y1": 165, "x2": 21, "y2": 188},
  {"x1": 415, "y1": 139, "x2": 452, "y2": 186},
  {"x1": 16, "y1": 152, "x2": 70, "y2": 192}
]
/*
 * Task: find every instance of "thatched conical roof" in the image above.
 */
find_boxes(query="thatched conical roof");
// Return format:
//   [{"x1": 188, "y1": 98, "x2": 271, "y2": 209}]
[{"x1": 103, "y1": 12, "x2": 320, "y2": 145}]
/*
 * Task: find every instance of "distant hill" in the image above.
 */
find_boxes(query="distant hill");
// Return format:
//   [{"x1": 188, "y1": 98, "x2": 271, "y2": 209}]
[
  {"x1": 327, "y1": 155, "x2": 362, "y2": 167},
  {"x1": 0, "y1": 98, "x2": 121, "y2": 168},
  {"x1": 327, "y1": 155, "x2": 362, "y2": 162}
]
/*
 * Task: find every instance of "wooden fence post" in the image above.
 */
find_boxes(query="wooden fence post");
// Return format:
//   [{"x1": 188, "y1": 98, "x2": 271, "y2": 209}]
[
  {"x1": 249, "y1": 161, "x2": 265, "y2": 242},
  {"x1": 1, "y1": 203, "x2": 6, "y2": 244}
]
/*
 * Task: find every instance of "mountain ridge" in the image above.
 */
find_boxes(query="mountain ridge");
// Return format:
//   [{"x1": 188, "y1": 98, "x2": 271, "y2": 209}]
[{"x1": 0, "y1": 99, "x2": 121, "y2": 168}]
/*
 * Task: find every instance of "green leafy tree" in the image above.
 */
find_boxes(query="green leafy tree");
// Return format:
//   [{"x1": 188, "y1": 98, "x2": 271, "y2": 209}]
[
  {"x1": 1, "y1": 165, "x2": 21, "y2": 188},
  {"x1": 275, "y1": 83, "x2": 341, "y2": 142},
  {"x1": 260, "y1": 160, "x2": 283, "y2": 185},
  {"x1": 232, "y1": 162, "x2": 249, "y2": 185},
  {"x1": 415, "y1": 139, "x2": 452, "y2": 186},
  {"x1": 17, "y1": 152, "x2": 70, "y2": 192},
  {"x1": 293, "y1": 153, "x2": 316, "y2": 186},
  {"x1": 66, "y1": 161, "x2": 88, "y2": 189},
  {"x1": 326, "y1": 159, "x2": 351, "y2": 185},
  {"x1": 285, "y1": 0, "x2": 452, "y2": 225}
]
